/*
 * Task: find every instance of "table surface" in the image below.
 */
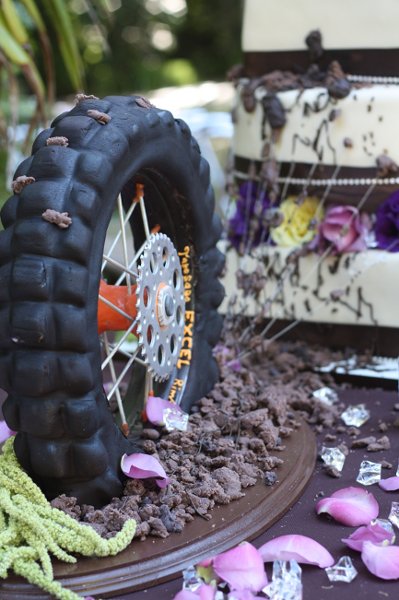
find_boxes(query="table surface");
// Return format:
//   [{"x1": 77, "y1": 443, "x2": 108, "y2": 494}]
[{"x1": 2, "y1": 386, "x2": 399, "y2": 599}]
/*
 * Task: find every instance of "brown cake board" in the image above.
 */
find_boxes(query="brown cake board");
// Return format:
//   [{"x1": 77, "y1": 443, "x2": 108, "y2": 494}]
[{"x1": 1, "y1": 419, "x2": 316, "y2": 599}]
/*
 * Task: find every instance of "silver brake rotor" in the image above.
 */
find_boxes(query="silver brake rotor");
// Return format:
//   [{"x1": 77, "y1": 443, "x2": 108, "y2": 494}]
[{"x1": 136, "y1": 233, "x2": 185, "y2": 381}]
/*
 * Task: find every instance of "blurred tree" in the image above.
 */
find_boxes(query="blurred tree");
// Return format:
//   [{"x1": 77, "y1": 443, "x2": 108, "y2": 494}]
[
  {"x1": 0, "y1": 0, "x2": 86, "y2": 199},
  {"x1": 70, "y1": 0, "x2": 244, "y2": 96},
  {"x1": 0, "y1": 0, "x2": 243, "y2": 202}
]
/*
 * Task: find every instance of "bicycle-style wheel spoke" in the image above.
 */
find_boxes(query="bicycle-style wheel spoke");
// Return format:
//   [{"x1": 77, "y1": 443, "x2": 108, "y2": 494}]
[
  {"x1": 99, "y1": 185, "x2": 165, "y2": 431},
  {"x1": 102, "y1": 332, "x2": 128, "y2": 428},
  {"x1": 101, "y1": 317, "x2": 138, "y2": 371}
]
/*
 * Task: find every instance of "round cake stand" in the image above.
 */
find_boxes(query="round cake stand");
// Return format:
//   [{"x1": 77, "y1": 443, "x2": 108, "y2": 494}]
[{"x1": 1, "y1": 419, "x2": 316, "y2": 599}]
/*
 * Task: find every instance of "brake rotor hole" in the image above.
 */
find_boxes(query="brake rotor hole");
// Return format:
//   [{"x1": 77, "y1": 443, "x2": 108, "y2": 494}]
[
  {"x1": 150, "y1": 252, "x2": 158, "y2": 273},
  {"x1": 157, "y1": 344, "x2": 165, "y2": 365},
  {"x1": 173, "y1": 269, "x2": 181, "y2": 290},
  {"x1": 146, "y1": 324, "x2": 154, "y2": 346},
  {"x1": 162, "y1": 246, "x2": 169, "y2": 267},
  {"x1": 143, "y1": 286, "x2": 150, "y2": 307},
  {"x1": 170, "y1": 334, "x2": 177, "y2": 355}
]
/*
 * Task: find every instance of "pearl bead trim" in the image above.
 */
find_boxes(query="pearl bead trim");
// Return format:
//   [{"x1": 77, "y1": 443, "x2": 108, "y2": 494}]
[{"x1": 233, "y1": 169, "x2": 399, "y2": 187}]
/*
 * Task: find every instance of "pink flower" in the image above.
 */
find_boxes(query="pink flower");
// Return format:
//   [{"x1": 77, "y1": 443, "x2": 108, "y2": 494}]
[
  {"x1": 316, "y1": 486, "x2": 379, "y2": 526},
  {"x1": 379, "y1": 476, "x2": 399, "y2": 491},
  {"x1": 258, "y1": 534, "x2": 334, "y2": 567},
  {"x1": 121, "y1": 452, "x2": 170, "y2": 488},
  {"x1": 342, "y1": 521, "x2": 395, "y2": 551},
  {"x1": 0, "y1": 420, "x2": 15, "y2": 443},
  {"x1": 361, "y1": 541, "x2": 399, "y2": 580},
  {"x1": 212, "y1": 542, "x2": 268, "y2": 592},
  {"x1": 312, "y1": 205, "x2": 371, "y2": 253}
]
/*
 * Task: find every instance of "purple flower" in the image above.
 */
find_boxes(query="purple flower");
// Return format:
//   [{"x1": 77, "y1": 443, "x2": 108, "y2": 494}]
[
  {"x1": 311, "y1": 205, "x2": 371, "y2": 253},
  {"x1": 375, "y1": 190, "x2": 399, "y2": 251},
  {"x1": 228, "y1": 182, "x2": 271, "y2": 252}
]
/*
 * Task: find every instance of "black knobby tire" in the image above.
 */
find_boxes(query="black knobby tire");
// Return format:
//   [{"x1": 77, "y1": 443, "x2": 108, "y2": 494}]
[{"x1": 0, "y1": 95, "x2": 224, "y2": 506}]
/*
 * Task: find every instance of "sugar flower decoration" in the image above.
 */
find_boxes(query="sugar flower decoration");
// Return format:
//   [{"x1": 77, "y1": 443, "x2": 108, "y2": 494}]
[
  {"x1": 311, "y1": 205, "x2": 371, "y2": 253},
  {"x1": 228, "y1": 181, "x2": 271, "y2": 252},
  {"x1": 270, "y1": 195, "x2": 321, "y2": 247},
  {"x1": 375, "y1": 190, "x2": 399, "y2": 252}
]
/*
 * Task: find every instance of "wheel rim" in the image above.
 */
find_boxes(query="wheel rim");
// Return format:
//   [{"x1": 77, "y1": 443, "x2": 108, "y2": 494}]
[{"x1": 98, "y1": 183, "x2": 190, "y2": 433}]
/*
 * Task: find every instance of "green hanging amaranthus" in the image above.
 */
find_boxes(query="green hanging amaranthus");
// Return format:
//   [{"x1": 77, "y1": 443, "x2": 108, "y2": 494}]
[{"x1": 0, "y1": 437, "x2": 136, "y2": 600}]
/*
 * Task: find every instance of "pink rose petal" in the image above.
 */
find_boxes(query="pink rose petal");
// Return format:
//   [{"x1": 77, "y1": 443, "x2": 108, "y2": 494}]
[
  {"x1": 146, "y1": 395, "x2": 183, "y2": 426},
  {"x1": 197, "y1": 585, "x2": 216, "y2": 600},
  {"x1": 173, "y1": 584, "x2": 215, "y2": 600},
  {"x1": 342, "y1": 521, "x2": 395, "y2": 551},
  {"x1": 228, "y1": 590, "x2": 263, "y2": 599},
  {"x1": 258, "y1": 534, "x2": 334, "y2": 568},
  {"x1": 227, "y1": 358, "x2": 242, "y2": 372},
  {"x1": 121, "y1": 452, "x2": 170, "y2": 488},
  {"x1": 379, "y1": 476, "x2": 399, "y2": 491},
  {"x1": 213, "y1": 542, "x2": 267, "y2": 592},
  {"x1": 0, "y1": 420, "x2": 15, "y2": 443},
  {"x1": 361, "y1": 541, "x2": 399, "y2": 580},
  {"x1": 316, "y1": 486, "x2": 379, "y2": 526}
]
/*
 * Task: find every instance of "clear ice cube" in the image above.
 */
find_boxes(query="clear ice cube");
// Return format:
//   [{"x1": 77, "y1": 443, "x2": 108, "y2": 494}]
[
  {"x1": 320, "y1": 446, "x2": 346, "y2": 472},
  {"x1": 263, "y1": 560, "x2": 303, "y2": 600},
  {"x1": 371, "y1": 518, "x2": 396, "y2": 543},
  {"x1": 182, "y1": 565, "x2": 202, "y2": 591},
  {"x1": 340, "y1": 403, "x2": 370, "y2": 427},
  {"x1": 312, "y1": 387, "x2": 338, "y2": 406},
  {"x1": 325, "y1": 556, "x2": 358, "y2": 583},
  {"x1": 356, "y1": 460, "x2": 382, "y2": 486},
  {"x1": 163, "y1": 407, "x2": 189, "y2": 432},
  {"x1": 388, "y1": 501, "x2": 399, "y2": 529}
]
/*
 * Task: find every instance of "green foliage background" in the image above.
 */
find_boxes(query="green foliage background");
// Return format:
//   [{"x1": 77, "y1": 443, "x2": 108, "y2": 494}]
[
  {"x1": 0, "y1": 0, "x2": 243, "y2": 206},
  {"x1": 67, "y1": 0, "x2": 243, "y2": 95}
]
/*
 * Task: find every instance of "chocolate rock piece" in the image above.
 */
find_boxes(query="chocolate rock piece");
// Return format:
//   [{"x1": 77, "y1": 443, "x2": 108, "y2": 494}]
[
  {"x1": 46, "y1": 136, "x2": 69, "y2": 147},
  {"x1": 42, "y1": 209, "x2": 72, "y2": 229},
  {"x1": 75, "y1": 93, "x2": 99, "y2": 104},
  {"x1": 11, "y1": 175, "x2": 35, "y2": 194},
  {"x1": 87, "y1": 109, "x2": 111, "y2": 124}
]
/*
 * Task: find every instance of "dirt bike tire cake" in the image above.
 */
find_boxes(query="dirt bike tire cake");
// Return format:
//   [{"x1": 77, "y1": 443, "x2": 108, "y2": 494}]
[{"x1": 0, "y1": 95, "x2": 224, "y2": 507}]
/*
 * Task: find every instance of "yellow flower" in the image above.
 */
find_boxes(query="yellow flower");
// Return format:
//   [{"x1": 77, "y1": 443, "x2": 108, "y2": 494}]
[{"x1": 270, "y1": 195, "x2": 323, "y2": 247}]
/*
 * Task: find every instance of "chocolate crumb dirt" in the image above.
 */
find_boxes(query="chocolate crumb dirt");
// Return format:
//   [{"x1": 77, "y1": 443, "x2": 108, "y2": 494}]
[{"x1": 51, "y1": 323, "x2": 378, "y2": 541}]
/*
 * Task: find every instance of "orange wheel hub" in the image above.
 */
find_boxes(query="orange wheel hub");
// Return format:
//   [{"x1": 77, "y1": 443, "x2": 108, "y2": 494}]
[{"x1": 97, "y1": 279, "x2": 138, "y2": 334}]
